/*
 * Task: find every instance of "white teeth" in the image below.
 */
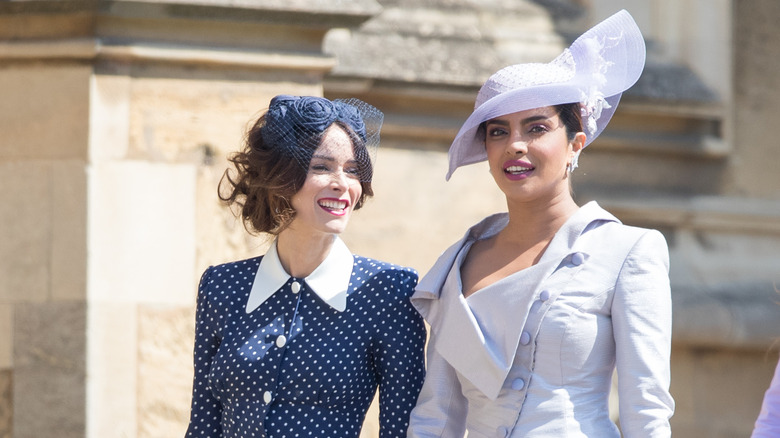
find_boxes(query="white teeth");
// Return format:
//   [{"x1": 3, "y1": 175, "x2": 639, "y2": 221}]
[
  {"x1": 505, "y1": 166, "x2": 532, "y2": 173},
  {"x1": 319, "y1": 199, "x2": 347, "y2": 209}
]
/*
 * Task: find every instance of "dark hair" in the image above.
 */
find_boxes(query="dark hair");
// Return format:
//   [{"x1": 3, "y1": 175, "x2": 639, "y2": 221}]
[
  {"x1": 555, "y1": 102, "x2": 584, "y2": 140},
  {"x1": 219, "y1": 117, "x2": 374, "y2": 235}
]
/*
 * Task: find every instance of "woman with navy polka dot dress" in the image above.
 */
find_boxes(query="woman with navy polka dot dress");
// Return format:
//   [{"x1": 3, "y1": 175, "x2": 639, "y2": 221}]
[{"x1": 185, "y1": 95, "x2": 426, "y2": 437}]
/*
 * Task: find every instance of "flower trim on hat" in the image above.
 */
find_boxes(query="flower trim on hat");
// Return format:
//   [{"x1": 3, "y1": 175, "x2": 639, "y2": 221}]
[{"x1": 578, "y1": 33, "x2": 619, "y2": 137}]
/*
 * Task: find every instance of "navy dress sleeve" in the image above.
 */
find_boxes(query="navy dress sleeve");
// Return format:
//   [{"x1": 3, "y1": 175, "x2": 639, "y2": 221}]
[
  {"x1": 371, "y1": 268, "x2": 427, "y2": 438},
  {"x1": 185, "y1": 267, "x2": 223, "y2": 437}
]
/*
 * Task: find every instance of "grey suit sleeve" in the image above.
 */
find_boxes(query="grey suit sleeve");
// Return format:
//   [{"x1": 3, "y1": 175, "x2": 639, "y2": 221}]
[
  {"x1": 407, "y1": 331, "x2": 468, "y2": 438},
  {"x1": 613, "y1": 229, "x2": 675, "y2": 438}
]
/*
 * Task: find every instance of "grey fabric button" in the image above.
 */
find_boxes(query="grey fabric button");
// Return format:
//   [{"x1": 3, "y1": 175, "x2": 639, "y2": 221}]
[
  {"x1": 520, "y1": 331, "x2": 531, "y2": 345},
  {"x1": 539, "y1": 290, "x2": 550, "y2": 301},
  {"x1": 572, "y1": 252, "x2": 585, "y2": 266},
  {"x1": 511, "y1": 378, "x2": 525, "y2": 390}
]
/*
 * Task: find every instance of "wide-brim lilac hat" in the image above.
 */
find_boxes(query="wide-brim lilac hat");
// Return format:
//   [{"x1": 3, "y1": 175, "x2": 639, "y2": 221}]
[{"x1": 446, "y1": 9, "x2": 646, "y2": 180}]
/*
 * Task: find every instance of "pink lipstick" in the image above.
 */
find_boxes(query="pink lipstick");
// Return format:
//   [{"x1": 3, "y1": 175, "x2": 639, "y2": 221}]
[
  {"x1": 502, "y1": 159, "x2": 534, "y2": 181},
  {"x1": 317, "y1": 197, "x2": 350, "y2": 216}
]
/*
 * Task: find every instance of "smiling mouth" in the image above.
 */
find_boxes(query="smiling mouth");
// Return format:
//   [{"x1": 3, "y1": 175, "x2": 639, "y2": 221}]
[
  {"x1": 318, "y1": 198, "x2": 349, "y2": 215},
  {"x1": 504, "y1": 165, "x2": 533, "y2": 175}
]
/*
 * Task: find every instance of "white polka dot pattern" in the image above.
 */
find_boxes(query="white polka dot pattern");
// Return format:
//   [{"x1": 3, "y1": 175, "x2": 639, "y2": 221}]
[{"x1": 185, "y1": 256, "x2": 426, "y2": 437}]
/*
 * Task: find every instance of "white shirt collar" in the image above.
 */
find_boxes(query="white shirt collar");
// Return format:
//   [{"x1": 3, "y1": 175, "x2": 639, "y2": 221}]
[{"x1": 246, "y1": 237, "x2": 354, "y2": 313}]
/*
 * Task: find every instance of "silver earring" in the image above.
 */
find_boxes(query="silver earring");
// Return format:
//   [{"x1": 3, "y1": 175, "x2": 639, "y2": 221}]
[{"x1": 568, "y1": 151, "x2": 580, "y2": 174}]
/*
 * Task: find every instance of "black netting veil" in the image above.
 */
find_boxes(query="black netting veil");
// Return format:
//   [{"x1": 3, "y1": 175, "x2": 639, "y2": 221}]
[{"x1": 261, "y1": 95, "x2": 383, "y2": 182}]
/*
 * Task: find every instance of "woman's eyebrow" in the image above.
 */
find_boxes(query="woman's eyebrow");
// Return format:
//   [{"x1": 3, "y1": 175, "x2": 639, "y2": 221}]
[
  {"x1": 311, "y1": 154, "x2": 335, "y2": 161},
  {"x1": 521, "y1": 115, "x2": 551, "y2": 124},
  {"x1": 486, "y1": 115, "x2": 551, "y2": 126},
  {"x1": 485, "y1": 119, "x2": 509, "y2": 126},
  {"x1": 311, "y1": 154, "x2": 358, "y2": 165}
]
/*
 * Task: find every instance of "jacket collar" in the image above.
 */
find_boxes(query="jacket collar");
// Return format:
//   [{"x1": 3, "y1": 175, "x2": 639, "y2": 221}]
[
  {"x1": 414, "y1": 200, "x2": 617, "y2": 304},
  {"x1": 246, "y1": 237, "x2": 354, "y2": 313}
]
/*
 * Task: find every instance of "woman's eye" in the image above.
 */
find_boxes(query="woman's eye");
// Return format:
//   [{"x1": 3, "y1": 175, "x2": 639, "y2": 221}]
[
  {"x1": 487, "y1": 127, "x2": 507, "y2": 137},
  {"x1": 345, "y1": 167, "x2": 361, "y2": 176},
  {"x1": 311, "y1": 164, "x2": 330, "y2": 172},
  {"x1": 529, "y1": 124, "x2": 549, "y2": 134}
]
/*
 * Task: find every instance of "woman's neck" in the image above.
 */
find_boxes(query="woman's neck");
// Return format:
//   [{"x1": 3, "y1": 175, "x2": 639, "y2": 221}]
[
  {"x1": 501, "y1": 195, "x2": 580, "y2": 244},
  {"x1": 275, "y1": 227, "x2": 336, "y2": 278}
]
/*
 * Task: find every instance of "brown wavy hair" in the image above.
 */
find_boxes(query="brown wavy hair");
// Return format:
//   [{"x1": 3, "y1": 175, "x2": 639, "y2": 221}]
[{"x1": 219, "y1": 116, "x2": 374, "y2": 235}]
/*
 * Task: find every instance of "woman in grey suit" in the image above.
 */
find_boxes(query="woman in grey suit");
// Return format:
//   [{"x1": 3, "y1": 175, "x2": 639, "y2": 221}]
[{"x1": 407, "y1": 10, "x2": 674, "y2": 438}]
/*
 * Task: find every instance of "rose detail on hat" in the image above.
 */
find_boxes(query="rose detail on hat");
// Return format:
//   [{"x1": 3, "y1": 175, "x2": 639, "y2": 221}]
[
  {"x1": 291, "y1": 97, "x2": 339, "y2": 132},
  {"x1": 262, "y1": 95, "x2": 299, "y2": 155},
  {"x1": 264, "y1": 95, "x2": 368, "y2": 148},
  {"x1": 335, "y1": 102, "x2": 367, "y2": 140}
]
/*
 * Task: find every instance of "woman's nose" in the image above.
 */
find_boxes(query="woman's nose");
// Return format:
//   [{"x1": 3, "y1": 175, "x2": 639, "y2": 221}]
[
  {"x1": 330, "y1": 171, "x2": 349, "y2": 190},
  {"x1": 507, "y1": 137, "x2": 528, "y2": 155}
]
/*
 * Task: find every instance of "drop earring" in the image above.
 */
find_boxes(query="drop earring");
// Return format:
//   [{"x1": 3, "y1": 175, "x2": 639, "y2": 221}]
[{"x1": 567, "y1": 151, "x2": 581, "y2": 174}]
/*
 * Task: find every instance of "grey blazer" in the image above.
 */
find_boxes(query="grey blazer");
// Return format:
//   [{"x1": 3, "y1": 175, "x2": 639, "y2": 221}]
[{"x1": 408, "y1": 201, "x2": 674, "y2": 438}]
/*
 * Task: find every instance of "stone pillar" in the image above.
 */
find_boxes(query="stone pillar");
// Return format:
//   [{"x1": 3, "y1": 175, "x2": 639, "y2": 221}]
[
  {"x1": 0, "y1": 56, "x2": 91, "y2": 438},
  {"x1": 0, "y1": 1, "x2": 379, "y2": 436}
]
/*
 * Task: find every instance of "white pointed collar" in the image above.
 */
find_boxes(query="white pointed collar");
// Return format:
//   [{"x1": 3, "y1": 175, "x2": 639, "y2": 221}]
[{"x1": 245, "y1": 237, "x2": 354, "y2": 313}]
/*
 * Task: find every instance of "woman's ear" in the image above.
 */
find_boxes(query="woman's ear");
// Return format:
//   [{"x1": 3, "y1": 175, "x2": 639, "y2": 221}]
[{"x1": 571, "y1": 132, "x2": 586, "y2": 155}]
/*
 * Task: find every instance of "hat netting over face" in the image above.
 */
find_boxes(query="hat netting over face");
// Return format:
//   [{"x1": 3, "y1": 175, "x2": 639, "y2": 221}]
[
  {"x1": 446, "y1": 9, "x2": 646, "y2": 180},
  {"x1": 261, "y1": 95, "x2": 383, "y2": 182}
]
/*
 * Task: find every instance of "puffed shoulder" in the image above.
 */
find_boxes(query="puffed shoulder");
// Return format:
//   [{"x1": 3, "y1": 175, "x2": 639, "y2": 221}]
[
  {"x1": 352, "y1": 255, "x2": 419, "y2": 298},
  {"x1": 196, "y1": 256, "x2": 262, "y2": 298}
]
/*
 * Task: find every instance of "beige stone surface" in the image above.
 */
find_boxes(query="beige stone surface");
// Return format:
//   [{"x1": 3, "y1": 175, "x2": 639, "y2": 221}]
[
  {"x1": 51, "y1": 161, "x2": 88, "y2": 301},
  {"x1": 195, "y1": 158, "x2": 271, "y2": 276},
  {"x1": 733, "y1": 0, "x2": 780, "y2": 200},
  {"x1": 14, "y1": 301, "x2": 86, "y2": 438},
  {"x1": 670, "y1": 347, "x2": 778, "y2": 437},
  {"x1": 669, "y1": 230, "x2": 780, "y2": 287},
  {"x1": 88, "y1": 161, "x2": 197, "y2": 305},
  {"x1": 90, "y1": 74, "x2": 132, "y2": 162},
  {"x1": 0, "y1": 306, "x2": 11, "y2": 369},
  {"x1": 137, "y1": 304, "x2": 195, "y2": 438},
  {"x1": 0, "y1": 65, "x2": 90, "y2": 160},
  {"x1": 0, "y1": 162, "x2": 51, "y2": 303},
  {"x1": 0, "y1": 160, "x2": 88, "y2": 303},
  {"x1": 343, "y1": 147, "x2": 506, "y2": 274},
  {"x1": 0, "y1": 369, "x2": 10, "y2": 438},
  {"x1": 86, "y1": 302, "x2": 138, "y2": 438},
  {"x1": 126, "y1": 75, "x2": 321, "y2": 163}
]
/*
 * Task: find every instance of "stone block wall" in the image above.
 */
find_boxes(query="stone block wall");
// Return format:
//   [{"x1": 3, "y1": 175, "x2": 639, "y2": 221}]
[{"x1": 0, "y1": 62, "x2": 91, "y2": 438}]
